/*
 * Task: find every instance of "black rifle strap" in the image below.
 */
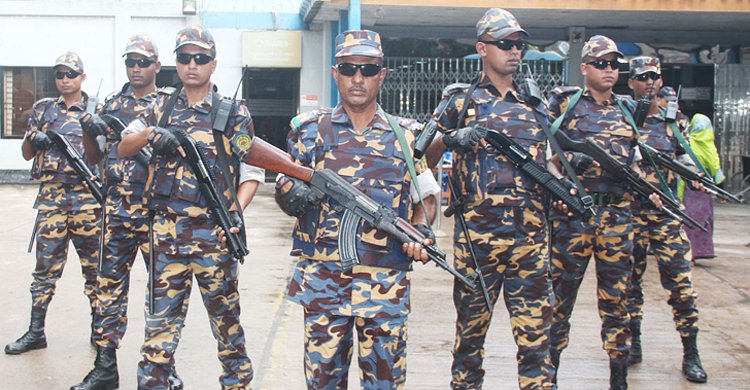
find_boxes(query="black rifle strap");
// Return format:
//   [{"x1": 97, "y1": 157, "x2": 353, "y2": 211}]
[
  {"x1": 157, "y1": 84, "x2": 182, "y2": 128},
  {"x1": 529, "y1": 105, "x2": 593, "y2": 208},
  {"x1": 210, "y1": 93, "x2": 244, "y2": 218}
]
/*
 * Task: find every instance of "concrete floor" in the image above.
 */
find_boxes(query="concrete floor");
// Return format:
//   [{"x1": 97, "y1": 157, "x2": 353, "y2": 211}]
[{"x1": 0, "y1": 184, "x2": 748, "y2": 389}]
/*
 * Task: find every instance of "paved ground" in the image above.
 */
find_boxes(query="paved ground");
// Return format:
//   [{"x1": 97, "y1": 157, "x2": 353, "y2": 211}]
[{"x1": 1, "y1": 184, "x2": 749, "y2": 389}]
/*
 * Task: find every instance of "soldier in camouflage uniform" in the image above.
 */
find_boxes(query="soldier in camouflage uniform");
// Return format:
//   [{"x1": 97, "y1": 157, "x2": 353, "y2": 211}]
[
  {"x1": 277, "y1": 30, "x2": 437, "y2": 389},
  {"x1": 426, "y1": 9, "x2": 557, "y2": 390},
  {"x1": 547, "y1": 36, "x2": 654, "y2": 390},
  {"x1": 71, "y1": 35, "x2": 185, "y2": 390},
  {"x1": 119, "y1": 26, "x2": 254, "y2": 390},
  {"x1": 624, "y1": 56, "x2": 708, "y2": 383},
  {"x1": 7, "y1": 52, "x2": 101, "y2": 356}
]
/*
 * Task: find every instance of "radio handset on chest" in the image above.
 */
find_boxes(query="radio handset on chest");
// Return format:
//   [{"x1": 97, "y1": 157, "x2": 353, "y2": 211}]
[
  {"x1": 664, "y1": 86, "x2": 681, "y2": 123},
  {"x1": 86, "y1": 79, "x2": 103, "y2": 114}
]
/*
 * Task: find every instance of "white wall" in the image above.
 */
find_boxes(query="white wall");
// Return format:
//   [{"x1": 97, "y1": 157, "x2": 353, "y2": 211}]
[{"x1": 0, "y1": 1, "x2": 326, "y2": 171}]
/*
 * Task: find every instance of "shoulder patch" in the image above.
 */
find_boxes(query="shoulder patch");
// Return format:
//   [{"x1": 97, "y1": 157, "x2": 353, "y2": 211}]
[
  {"x1": 291, "y1": 109, "x2": 324, "y2": 130},
  {"x1": 232, "y1": 134, "x2": 253, "y2": 152},
  {"x1": 442, "y1": 82, "x2": 471, "y2": 99}
]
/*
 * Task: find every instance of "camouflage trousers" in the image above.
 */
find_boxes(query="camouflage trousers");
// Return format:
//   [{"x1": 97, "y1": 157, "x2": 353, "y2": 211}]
[
  {"x1": 550, "y1": 202, "x2": 634, "y2": 365},
  {"x1": 137, "y1": 226, "x2": 252, "y2": 389},
  {"x1": 451, "y1": 206, "x2": 554, "y2": 390},
  {"x1": 93, "y1": 213, "x2": 149, "y2": 349},
  {"x1": 303, "y1": 308, "x2": 408, "y2": 390},
  {"x1": 31, "y1": 208, "x2": 100, "y2": 311},
  {"x1": 627, "y1": 213, "x2": 699, "y2": 338}
]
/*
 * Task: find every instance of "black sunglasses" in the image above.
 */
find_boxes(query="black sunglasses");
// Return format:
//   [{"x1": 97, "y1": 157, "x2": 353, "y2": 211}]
[
  {"x1": 125, "y1": 58, "x2": 156, "y2": 68},
  {"x1": 479, "y1": 39, "x2": 526, "y2": 51},
  {"x1": 55, "y1": 70, "x2": 81, "y2": 80},
  {"x1": 176, "y1": 53, "x2": 214, "y2": 65},
  {"x1": 336, "y1": 63, "x2": 382, "y2": 77},
  {"x1": 587, "y1": 59, "x2": 620, "y2": 70},
  {"x1": 632, "y1": 72, "x2": 661, "y2": 81}
]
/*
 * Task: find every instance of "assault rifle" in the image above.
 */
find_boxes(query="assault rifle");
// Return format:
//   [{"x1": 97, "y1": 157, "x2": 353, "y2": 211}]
[
  {"x1": 171, "y1": 129, "x2": 249, "y2": 262},
  {"x1": 481, "y1": 127, "x2": 593, "y2": 217},
  {"x1": 243, "y1": 138, "x2": 476, "y2": 288},
  {"x1": 46, "y1": 131, "x2": 104, "y2": 204},
  {"x1": 553, "y1": 131, "x2": 708, "y2": 231},
  {"x1": 101, "y1": 114, "x2": 152, "y2": 168},
  {"x1": 638, "y1": 142, "x2": 742, "y2": 203}
]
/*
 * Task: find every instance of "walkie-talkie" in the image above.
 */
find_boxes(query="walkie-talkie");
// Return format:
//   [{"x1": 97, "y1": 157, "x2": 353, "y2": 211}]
[
  {"x1": 633, "y1": 95, "x2": 651, "y2": 128},
  {"x1": 664, "y1": 85, "x2": 681, "y2": 122},
  {"x1": 86, "y1": 79, "x2": 103, "y2": 114}
]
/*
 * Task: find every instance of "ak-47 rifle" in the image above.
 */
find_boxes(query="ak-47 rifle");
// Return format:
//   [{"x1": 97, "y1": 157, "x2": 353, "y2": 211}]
[
  {"x1": 243, "y1": 138, "x2": 476, "y2": 288},
  {"x1": 480, "y1": 127, "x2": 593, "y2": 217},
  {"x1": 46, "y1": 131, "x2": 104, "y2": 204},
  {"x1": 553, "y1": 131, "x2": 708, "y2": 232},
  {"x1": 638, "y1": 141, "x2": 742, "y2": 203},
  {"x1": 171, "y1": 128, "x2": 249, "y2": 262}
]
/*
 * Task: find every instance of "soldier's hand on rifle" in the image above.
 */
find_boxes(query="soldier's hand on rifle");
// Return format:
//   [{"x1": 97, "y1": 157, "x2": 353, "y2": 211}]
[
  {"x1": 274, "y1": 176, "x2": 322, "y2": 217},
  {"x1": 80, "y1": 113, "x2": 109, "y2": 138},
  {"x1": 649, "y1": 193, "x2": 664, "y2": 209},
  {"x1": 217, "y1": 210, "x2": 246, "y2": 247},
  {"x1": 149, "y1": 127, "x2": 185, "y2": 158},
  {"x1": 404, "y1": 223, "x2": 433, "y2": 263},
  {"x1": 443, "y1": 126, "x2": 487, "y2": 153},
  {"x1": 688, "y1": 180, "x2": 707, "y2": 193},
  {"x1": 28, "y1": 130, "x2": 52, "y2": 151},
  {"x1": 551, "y1": 178, "x2": 576, "y2": 216}
]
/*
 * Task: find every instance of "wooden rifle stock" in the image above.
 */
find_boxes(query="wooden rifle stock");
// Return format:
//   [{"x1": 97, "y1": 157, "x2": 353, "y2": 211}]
[{"x1": 244, "y1": 137, "x2": 313, "y2": 182}]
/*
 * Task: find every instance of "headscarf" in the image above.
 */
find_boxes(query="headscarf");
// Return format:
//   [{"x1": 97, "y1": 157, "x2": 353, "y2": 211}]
[{"x1": 677, "y1": 113, "x2": 725, "y2": 199}]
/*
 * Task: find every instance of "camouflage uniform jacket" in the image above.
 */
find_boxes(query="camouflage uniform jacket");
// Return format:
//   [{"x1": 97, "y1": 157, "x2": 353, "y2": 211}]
[
  {"x1": 28, "y1": 94, "x2": 100, "y2": 212},
  {"x1": 435, "y1": 75, "x2": 549, "y2": 208},
  {"x1": 624, "y1": 99, "x2": 689, "y2": 214},
  {"x1": 548, "y1": 86, "x2": 637, "y2": 195},
  {"x1": 101, "y1": 83, "x2": 163, "y2": 218},
  {"x1": 136, "y1": 86, "x2": 254, "y2": 254},
  {"x1": 286, "y1": 103, "x2": 425, "y2": 318}
]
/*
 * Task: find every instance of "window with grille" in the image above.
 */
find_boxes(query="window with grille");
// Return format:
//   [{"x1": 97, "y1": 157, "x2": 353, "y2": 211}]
[{"x1": 2, "y1": 67, "x2": 58, "y2": 139}]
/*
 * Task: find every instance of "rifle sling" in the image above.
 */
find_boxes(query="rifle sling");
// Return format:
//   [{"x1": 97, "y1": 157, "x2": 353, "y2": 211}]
[
  {"x1": 662, "y1": 108, "x2": 711, "y2": 178},
  {"x1": 527, "y1": 100, "x2": 592, "y2": 209},
  {"x1": 616, "y1": 99, "x2": 676, "y2": 201},
  {"x1": 210, "y1": 94, "x2": 244, "y2": 225}
]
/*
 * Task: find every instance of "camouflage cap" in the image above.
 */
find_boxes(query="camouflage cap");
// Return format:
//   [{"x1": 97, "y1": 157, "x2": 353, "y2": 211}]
[
  {"x1": 658, "y1": 86, "x2": 678, "y2": 101},
  {"x1": 123, "y1": 34, "x2": 158, "y2": 58},
  {"x1": 53, "y1": 51, "x2": 84, "y2": 73},
  {"x1": 334, "y1": 30, "x2": 383, "y2": 58},
  {"x1": 629, "y1": 56, "x2": 660, "y2": 78},
  {"x1": 581, "y1": 35, "x2": 623, "y2": 59},
  {"x1": 476, "y1": 8, "x2": 527, "y2": 40},
  {"x1": 174, "y1": 25, "x2": 215, "y2": 52}
]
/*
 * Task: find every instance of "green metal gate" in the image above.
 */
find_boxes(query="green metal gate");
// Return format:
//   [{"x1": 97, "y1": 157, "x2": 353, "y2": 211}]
[{"x1": 380, "y1": 57, "x2": 568, "y2": 122}]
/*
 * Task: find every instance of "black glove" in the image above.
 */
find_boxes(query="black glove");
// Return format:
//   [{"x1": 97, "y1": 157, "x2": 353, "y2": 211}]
[
  {"x1": 150, "y1": 127, "x2": 180, "y2": 156},
  {"x1": 413, "y1": 223, "x2": 435, "y2": 242},
  {"x1": 28, "y1": 130, "x2": 52, "y2": 150},
  {"x1": 229, "y1": 210, "x2": 247, "y2": 246},
  {"x1": 274, "y1": 176, "x2": 322, "y2": 218},
  {"x1": 443, "y1": 126, "x2": 487, "y2": 153},
  {"x1": 80, "y1": 114, "x2": 109, "y2": 138},
  {"x1": 568, "y1": 152, "x2": 595, "y2": 175}
]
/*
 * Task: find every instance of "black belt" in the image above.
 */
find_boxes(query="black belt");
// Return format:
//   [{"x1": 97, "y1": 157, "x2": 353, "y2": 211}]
[{"x1": 591, "y1": 192, "x2": 626, "y2": 206}]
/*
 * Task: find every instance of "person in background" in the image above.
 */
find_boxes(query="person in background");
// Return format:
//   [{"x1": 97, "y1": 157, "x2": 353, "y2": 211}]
[{"x1": 679, "y1": 112, "x2": 725, "y2": 259}]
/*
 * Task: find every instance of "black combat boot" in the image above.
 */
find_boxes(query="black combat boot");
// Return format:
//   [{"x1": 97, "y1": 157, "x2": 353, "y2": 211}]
[
  {"x1": 70, "y1": 346, "x2": 119, "y2": 390},
  {"x1": 609, "y1": 361, "x2": 628, "y2": 390},
  {"x1": 682, "y1": 335, "x2": 708, "y2": 383},
  {"x1": 628, "y1": 318, "x2": 642, "y2": 365},
  {"x1": 168, "y1": 369, "x2": 184, "y2": 390},
  {"x1": 5, "y1": 307, "x2": 47, "y2": 355}
]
